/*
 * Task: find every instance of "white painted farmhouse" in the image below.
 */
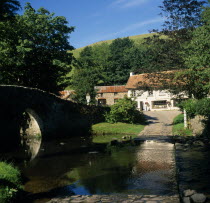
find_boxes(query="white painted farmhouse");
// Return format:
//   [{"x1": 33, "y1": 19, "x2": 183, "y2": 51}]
[{"x1": 125, "y1": 72, "x2": 181, "y2": 111}]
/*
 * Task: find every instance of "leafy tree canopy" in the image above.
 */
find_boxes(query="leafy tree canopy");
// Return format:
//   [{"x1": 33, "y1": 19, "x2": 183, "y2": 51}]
[
  {"x1": 107, "y1": 37, "x2": 134, "y2": 84},
  {"x1": 175, "y1": 2, "x2": 210, "y2": 99},
  {"x1": 0, "y1": 3, "x2": 74, "y2": 93},
  {"x1": 0, "y1": 0, "x2": 21, "y2": 21}
]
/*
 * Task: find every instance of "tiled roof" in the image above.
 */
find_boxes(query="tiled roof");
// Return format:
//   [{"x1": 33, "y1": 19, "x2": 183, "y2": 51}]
[
  {"x1": 59, "y1": 90, "x2": 75, "y2": 99},
  {"x1": 125, "y1": 71, "x2": 178, "y2": 89},
  {"x1": 95, "y1": 86, "x2": 128, "y2": 93}
]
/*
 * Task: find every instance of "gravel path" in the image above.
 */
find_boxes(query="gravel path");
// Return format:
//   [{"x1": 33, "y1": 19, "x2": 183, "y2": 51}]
[{"x1": 139, "y1": 110, "x2": 181, "y2": 137}]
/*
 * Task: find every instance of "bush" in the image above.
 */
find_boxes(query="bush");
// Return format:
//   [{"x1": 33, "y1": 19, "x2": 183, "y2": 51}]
[
  {"x1": 180, "y1": 98, "x2": 210, "y2": 137},
  {"x1": 180, "y1": 98, "x2": 210, "y2": 118},
  {"x1": 78, "y1": 104, "x2": 110, "y2": 124},
  {"x1": 105, "y1": 96, "x2": 145, "y2": 124},
  {"x1": 173, "y1": 114, "x2": 184, "y2": 124},
  {"x1": 195, "y1": 98, "x2": 210, "y2": 118},
  {"x1": 0, "y1": 162, "x2": 22, "y2": 203},
  {"x1": 179, "y1": 99, "x2": 197, "y2": 118}
]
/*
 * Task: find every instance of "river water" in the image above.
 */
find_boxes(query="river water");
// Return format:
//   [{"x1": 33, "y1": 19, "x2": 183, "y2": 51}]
[{"x1": 11, "y1": 136, "x2": 178, "y2": 202}]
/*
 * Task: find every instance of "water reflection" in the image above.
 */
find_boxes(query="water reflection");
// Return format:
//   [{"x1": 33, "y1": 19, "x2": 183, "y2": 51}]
[
  {"x1": 176, "y1": 144, "x2": 210, "y2": 194},
  {"x1": 131, "y1": 140, "x2": 177, "y2": 195},
  {"x1": 21, "y1": 137, "x2": 42, "y2": 160},
  {"x1": 18, "y1": 137, "x2": 178, "y2": 202}
]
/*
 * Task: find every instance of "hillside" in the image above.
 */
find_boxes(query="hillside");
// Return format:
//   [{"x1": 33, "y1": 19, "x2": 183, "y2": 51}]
[{"x1": 71, "y1": 33, "x2": 156, "y2": 58}]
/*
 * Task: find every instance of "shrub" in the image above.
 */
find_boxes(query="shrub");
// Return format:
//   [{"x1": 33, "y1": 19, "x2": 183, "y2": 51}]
[
  {"x1": 105, "y1": 96, "x2": 145, "y2": 124},
  {"x1": 180, "y1": 98, "x2": 210, "y2": 118},
  {"x1": 78, "y1": 104, "x2": 110, "y2": 124},
  {"x1": 179, "y1": 99, "x2": 197, "y2": 118},
  {"x1": 0, "y1": 162, "x2": 22, "y2": 203},
  {"x1": 180, "y1": 98, "x2": 210, "y2": 137},
  {"x1": 195, "y1": 98, "x2": 210, "y2": 118}
]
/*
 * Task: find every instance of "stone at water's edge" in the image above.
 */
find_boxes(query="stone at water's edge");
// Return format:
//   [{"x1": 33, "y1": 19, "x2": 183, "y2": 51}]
[
  {"x1": 183, "y1": 189, "x2": 196, "y2": 197},
  {"x1": 191, "y1": 193, "x2": 207, "y2": 203},
  {"x1": 47, "y1": 194, "x2": 180, "y2": 203}
]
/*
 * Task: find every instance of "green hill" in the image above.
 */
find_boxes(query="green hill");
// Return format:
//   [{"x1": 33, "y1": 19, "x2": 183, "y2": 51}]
[{"x1": 71, "y1": 33, "x2": 156, "y2": 58}]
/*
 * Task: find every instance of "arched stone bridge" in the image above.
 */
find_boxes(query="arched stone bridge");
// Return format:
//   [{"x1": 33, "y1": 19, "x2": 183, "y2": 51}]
[{"x1": 0, "y1": 85, "x2": 91, "y2": 152}]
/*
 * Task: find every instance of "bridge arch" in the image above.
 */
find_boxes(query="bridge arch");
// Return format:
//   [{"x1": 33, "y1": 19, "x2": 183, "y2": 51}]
[
  {"x1": 0, "y1": 85, "x2": 91, "y2": 153},
  {"x1": 20, "y1": 108, "x2": 43, "y2": 138}
]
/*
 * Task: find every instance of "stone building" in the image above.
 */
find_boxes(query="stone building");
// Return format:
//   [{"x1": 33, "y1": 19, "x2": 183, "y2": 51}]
[
  {"x1": 125, "y1": 72, "x2": 183, "y2": 111},
  {"x1": 95, "y1": 86, "x2": 128, "y2": 106}
]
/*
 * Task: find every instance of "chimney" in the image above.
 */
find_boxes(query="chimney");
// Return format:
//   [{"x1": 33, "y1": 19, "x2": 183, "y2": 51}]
[{"x1": 130, "y1": 72, "x2": 135, "y2": 76}]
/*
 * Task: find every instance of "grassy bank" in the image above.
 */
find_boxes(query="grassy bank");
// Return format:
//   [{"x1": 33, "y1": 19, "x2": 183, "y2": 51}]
[
  {"x1": 92, "y1": 122, "x2": 145, "y2": 143},
  {"x1": 172, "y1": 114, "x2": 192, "y2": 136},
  {"x1": 0, "y1": 162, "x2": 22, "y2": 203}
]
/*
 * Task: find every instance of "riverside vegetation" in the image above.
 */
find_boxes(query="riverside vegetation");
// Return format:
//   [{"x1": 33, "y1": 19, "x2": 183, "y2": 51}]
[
  {"x1": 172, "y1": 114, "x2": 192, "y2": 136},
  {"x1": 92, "y1": 97, "x2": 145, "y2": 143},
  {"x1": 0, "y1": 162, "x2": 22, "y2": 203}
]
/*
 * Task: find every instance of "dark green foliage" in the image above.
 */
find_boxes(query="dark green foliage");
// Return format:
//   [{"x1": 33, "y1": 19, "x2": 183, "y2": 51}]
[
  {"x1": 107, "y1": 37, "x2": 134, "y2": 84},
  {"x1": 179, "y1": 99, "x2": 197, "y2": 118},
  {"x1": 78, "y1": 104, "x2": 110, "y2": 124},
  {"x1": 179, "y1": 4, "x2": 210, "y2": 99},
  {"x1": 0, "y1": 162, "x2": 22, "y2": 203},
  {"x1": 159, "y1": 0, "x2": 206, "y2": 39},
  {"x1": 0, "y1": 0, "x2": 21, "y2": 21},
  {"x1": 173, "y1": 113, "x2": 184, "y2": 124},
  {"x1": 195, "y1": 98, "x2": 210, "y2": 118},
  {"x1": 180, "y1": 98, "x2": 210, "y2": 119},
  {"x1": 180, "y1": 98, "x2": 210, "y2": 137},
  {"x1": 132, "y1": 35, "x2": 185, "y2": 74},
  {"x1": 105, "y1": 96, "x2": 145, "y2": 124},
  {"x1": 72, "y1": 46, "x2": 104, "y2": 104},
  {"x1": 0, "y1": 3, "x2": 74, "y2": 93}
]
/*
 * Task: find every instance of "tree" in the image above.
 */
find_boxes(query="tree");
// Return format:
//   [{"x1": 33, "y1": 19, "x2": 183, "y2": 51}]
[
  {"x1": 130, "y1": 35, "x2": 185, "y2": 74},
  {"x1": 0, "y1": 3, "x2": 74, "y2": 93},
  {"x1": 159, "y1": 0, "x2": 206, "y2": 41},
  {"x1": 175, "y1": 2, "x2": 210, "y2": 99},
  {"x1": 107, "y1": 37, "x2": 134, "y2": 85},
  {"x1": 71, "y1": 46, "x2": 103, "y2": 104},
  {"x1": 0, "y1": 0, "x2": 21, "y2": 21},
  {"x1": 140, "y1": 0, "x2": 208, "y2": 98}
]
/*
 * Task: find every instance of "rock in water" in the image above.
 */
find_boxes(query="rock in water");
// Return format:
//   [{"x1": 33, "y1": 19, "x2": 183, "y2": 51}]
[
  {"x1": 191, "y1": 193, "x2": 206, "y2": 203},
  {"x1": 183, "y1": 189, "x2": 196, "y2": 197},
  {"x1": 183, "y1": 197, "x2": 191, "y2": 203}
]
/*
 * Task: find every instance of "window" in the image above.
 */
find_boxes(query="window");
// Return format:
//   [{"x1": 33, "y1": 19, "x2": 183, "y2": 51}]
[
  {"x1": 131, "y1": 91, "x2": 136, "y2": 97},
  {"x1": 152, "y1": 100, "x2": 167, "y2": 109},
  {"x1": 98, "y1": 99, "x2": 106, "y2": 106},
  {"x1": 148, "y1": 91, "x2": 153, "y2": 97},
  {"x1": 153, "y1": 100, "x2": 167, "y2": 105},
  {"x1": 114, "y1": 92, "x2": 118, "y2": 96}
]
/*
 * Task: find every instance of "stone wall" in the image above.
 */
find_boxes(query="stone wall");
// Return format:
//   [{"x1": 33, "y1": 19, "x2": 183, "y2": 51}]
[
  {"x1": 189, "y1": 115, "x2": 206, "y2": 136},
  {"x1": 96, "y1": 92, "x2": 127, "y2": 105}
]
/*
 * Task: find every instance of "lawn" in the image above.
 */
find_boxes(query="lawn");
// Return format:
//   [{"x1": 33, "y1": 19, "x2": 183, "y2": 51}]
[{"x1": 92, "y1": 122, "x2": 145, "y2": 143}]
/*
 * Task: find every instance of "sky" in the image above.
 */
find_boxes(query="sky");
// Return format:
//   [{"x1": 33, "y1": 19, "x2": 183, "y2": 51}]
[{"x1": 18, "y1": 0, "x2": 165, "y2": 49}]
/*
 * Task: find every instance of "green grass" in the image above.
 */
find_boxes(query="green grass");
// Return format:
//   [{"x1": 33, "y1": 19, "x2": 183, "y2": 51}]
[
  {"x1": 0, "y1": 162, "x2": 22, "y2": 203},
  {"x1": 172, "y1": 114, "x2": 192, "y2": 136},
  {"x1": 173, "y1": 113, "x2": 184, "y2": 124},
  {"x1": 92, "y1": 122, "x2": 145, "y2": 143},
  {"x1": 71, "y1": 33, "x2": 157, "y2": 58}
]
